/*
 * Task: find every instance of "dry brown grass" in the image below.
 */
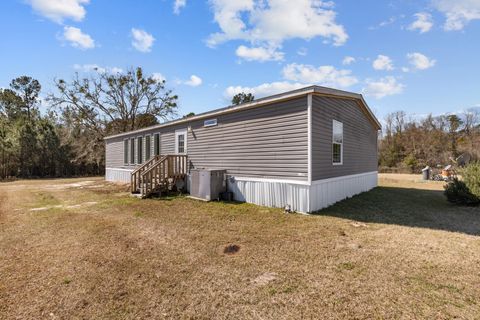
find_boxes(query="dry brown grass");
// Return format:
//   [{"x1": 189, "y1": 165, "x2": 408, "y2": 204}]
[{"x1": 1, "y1": 175, "x2": 479, "y2": 319}]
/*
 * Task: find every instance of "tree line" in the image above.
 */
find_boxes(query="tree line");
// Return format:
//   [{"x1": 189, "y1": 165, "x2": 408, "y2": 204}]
[
  {"x1": 379, "y1": 110, "x2": 480, "y2": 173},
  {"x1": 0, "y1": 68, "x2": 178, "y2": 179},
  {"x1": 4, "y1": 66, "x2": 477, "y2": 179}
]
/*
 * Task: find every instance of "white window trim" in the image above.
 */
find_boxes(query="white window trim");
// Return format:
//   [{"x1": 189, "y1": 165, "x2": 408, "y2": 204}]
[
  {"x1": 175, "y1": 129, "x2": 188, "y2": 154},
  {"x1": 332, "y1": 120, "x2": 343, "y2": 166},
  {"x1": 204, "y1": 118, "x2": 218, "y2": 127},
  {"x1": 307, "y1": 94, "x2": 312, "y2": 184}
]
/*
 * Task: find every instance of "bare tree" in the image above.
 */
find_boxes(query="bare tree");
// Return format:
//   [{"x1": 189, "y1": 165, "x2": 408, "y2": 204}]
[
  {"x1": 393, "y1": 111, "x2": 406, "y2": 135},
  {"x1": 49, "y1": 67, "x2": 178, "y2": 135}
]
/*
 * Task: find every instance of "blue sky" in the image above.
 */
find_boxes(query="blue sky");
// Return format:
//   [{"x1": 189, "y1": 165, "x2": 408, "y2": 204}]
[{"x1": 1, "y1": 0, "x2": 479, "y2": 121}]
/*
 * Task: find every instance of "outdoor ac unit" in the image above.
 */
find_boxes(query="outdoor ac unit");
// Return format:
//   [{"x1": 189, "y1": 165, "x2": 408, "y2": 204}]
[{"x1": 190, "y1": 169, "x2": 226, "y2": 201}]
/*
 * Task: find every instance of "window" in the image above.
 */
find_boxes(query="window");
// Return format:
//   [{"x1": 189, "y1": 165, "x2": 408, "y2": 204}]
[
  {"x1": 137, "y1": 136, "x2": 143, "y2": 164},
  {"x1": 175, "y1": 130, "x2": 187, "y2": 154},
  {"x1": 154, "y1": 133, "x2": 160, "y2": 156},
  {"x1": 130, "y1": 138, "x2": 135, "y2": 165},
  {"x1": 145, "y1": 135, "x2": 151, "y2": 161},
  {"x1": 123, "y1": 139, "x2": 129, "y2": 165},
  {"x1": 177, "y1": 134, "x2": 185, "y2": 154},
  {"x1": 332, "y1": 120, "x2": 343, "y2": 165},
  {"x1": 204, "y1": 119, "x2": 218, "y2": 127}
]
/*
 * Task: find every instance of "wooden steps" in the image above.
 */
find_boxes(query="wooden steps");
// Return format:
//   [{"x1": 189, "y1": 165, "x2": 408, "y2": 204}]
[{"x1": 130, "y1": 155, "x2": 188, "y2": 198}]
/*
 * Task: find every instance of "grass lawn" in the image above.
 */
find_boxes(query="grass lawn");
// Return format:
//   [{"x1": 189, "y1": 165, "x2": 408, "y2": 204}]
[{"x1": 1, "y1": 174, "x2": 479, "y2": 319}]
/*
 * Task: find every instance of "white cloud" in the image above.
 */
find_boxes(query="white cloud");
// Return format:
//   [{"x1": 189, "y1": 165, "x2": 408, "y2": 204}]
[
  {"x1": 282, "y1": 63, "x2": 358, "y2": 88},
  {"x1": 74, "y1": 64, "x2": 105, "y2": 73},
  {"x1": 184, "y1": 75, "x2": 202, "y2": 87},
  {"x1": 408, "y1": 12, "x2": 434, "y2": 33},
  {"x1": 152, "y1": 73, "x2": 166, "y2": 82},
  {"x1": 224, "y1": 60, "x2": 360, "y2": 100},
  {"x1": 373, "y1": 55, "x2": 394, "y2": 71},
  {"x1": 110, "y1": 67, "x2": 124, "y2": 74},
  {"x1": 225, "y1": 59, "x2": 360, "y2": 100},
  {"x1": 362, "y1": 76, "x2": 405, "y2": 99},
  {"x1": 342, "y1": 56, "x2": 356, "y2": 65},
  {"x1": 207, "y1": 0, "x2": 348, "y2": 56},
  {"x1": 62, "y1": 26, "x2": 95, "y2": 50},
  {"x1": 225, "y1": 82, "x2": 306, "y2": 99},
  {"x1": 73, "y1": 64, "x2": 123, "y2": 73},
  {"x1": 235, "y1": 45, "x2": 284, "y2": 62},
  {"x1": 27, "y1": 0, "x2": 89, "y2": 23},
  {"x1": 297, "y1": 47, "x2": 308, "y2": 56},
  {"x1": 131, "y1": 28, "x2": 155, "y2": 53},
  {"x1": 369, "y1": 16, "x2": 397, "y2": 30},
  {"x1": 379, "y1": 17, "x2": 396, "y2": 27},
  {"x1": 407, "y1": 52, "x2": 436, "y2": 70},
  {"x1": 432, "y1": 0, "x2": 480, "y2": 30},
  {"x1": 173, "y1": 0, "x2": 186, "y2": 14}
]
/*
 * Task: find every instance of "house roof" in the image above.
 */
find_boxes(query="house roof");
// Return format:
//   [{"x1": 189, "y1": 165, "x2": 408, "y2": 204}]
[{"x1": 104, "y1": 85, "x2": 381, "y2": 140}]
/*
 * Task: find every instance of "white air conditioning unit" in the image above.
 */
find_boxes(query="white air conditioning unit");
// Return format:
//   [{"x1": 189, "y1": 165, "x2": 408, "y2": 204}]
[{"x1": 189, "y1": 169, "x2": 226, "y2": 201}]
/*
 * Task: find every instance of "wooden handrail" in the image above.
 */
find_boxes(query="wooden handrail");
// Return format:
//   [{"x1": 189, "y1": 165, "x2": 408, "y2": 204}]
[
  {"x1": 133, "y1": 154, "x2": 188, "y2": 198},
  {"x1": 141, "y1": 155, "x2": 167, "y2": 197},
  {"x1": 130, "y1": 155, "x2": 162, "y2": 192}
]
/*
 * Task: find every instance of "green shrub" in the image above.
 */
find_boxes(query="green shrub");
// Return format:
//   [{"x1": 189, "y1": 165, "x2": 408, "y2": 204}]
[
  {"x1": 462, "y1": 162, "x2": 480, "y2": 198},
  {"x1": 403, "y1": 154, "x2": 418, "y2": 173},
  {"x1": 444, "y1": 178, "x2": 480, "y2": 206}
]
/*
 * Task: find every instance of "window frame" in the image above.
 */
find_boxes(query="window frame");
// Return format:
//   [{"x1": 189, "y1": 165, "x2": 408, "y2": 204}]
[
  {"x1": 137, "y1": 136, "x2": 143, "y2": 164},
  {"x1": 130, "y1": 137, "x2": 135, "y2": 165},
  {"x1": 204, "y1": 119, "x2": 218, "y2": 127},
  {"x1": 175, "y1": 129, "x2": 187, "y2": 154},
  {"x1": 123, "y1": 139, "x2": 129, "y2": 165},
  {"x1": 332, "y1": 120, "x2": 343, "y2": 166},
  {"x1": 154, "y1": 133, "x2": 160, "y2": 156}
]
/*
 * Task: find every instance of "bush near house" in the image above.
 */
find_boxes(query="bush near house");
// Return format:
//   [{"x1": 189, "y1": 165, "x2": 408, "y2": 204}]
[
  {"x1": 462, "y1": 162, "x2": 480, "y2": 198},
  {"x1": 444, "y1": 162, "x2": 480, "y2": 206},
  {"x1": 444, "y1": 179, "x2": 479, "y2": 206}
]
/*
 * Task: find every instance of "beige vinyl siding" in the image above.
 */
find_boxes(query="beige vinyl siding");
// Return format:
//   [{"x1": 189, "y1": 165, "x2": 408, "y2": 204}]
[
  {"x1": 311, "y1": 95, "x2": 378, "y2": 180},
  {"x1": 105, "y1": 137, "x2": 125, "y2": 168},
  {"x1": 160, "y1": 131, "x2": 175, "y2": 154},
  {"x1": 105, "y1": 97, "x2": 308, "y2": 180},
  {"x1": 187, "y1": 98, "x2": 307, "y2": 179}
]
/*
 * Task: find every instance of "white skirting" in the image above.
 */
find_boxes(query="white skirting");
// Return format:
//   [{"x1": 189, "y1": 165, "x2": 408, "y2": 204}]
[
  {"x1": 309, "y1": 171, "x2": 378, "y2": 212},
  {"x1": 228, "y1": 177, "x2": 311, "y2": 213},
  {"x1": 228, "y1": 171, "x2": 377, "y2": 213},
  {"x1": 105, "y1": 167, "x2": 133, "y2": 184},
  {"x1": 105, "y1": 167, "x2": 377, "y2": 213}
]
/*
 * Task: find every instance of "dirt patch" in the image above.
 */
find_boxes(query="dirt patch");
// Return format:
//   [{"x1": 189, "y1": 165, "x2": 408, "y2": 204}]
[
  {"x1": 223, "y1": 244, "x2": 240, "y2": 255},
  {"x1": 351, "y1": 222, "x2": 368, "y2": 228},
  {"x1": 251, "y1": 272, "x2": 278, "y2": 286},
  {"x1": 29, "y1": 201, "x2": 98, "y2": 211},
  {"x1": 43, "y1": 180, "x2": 96, "y2": 190}
]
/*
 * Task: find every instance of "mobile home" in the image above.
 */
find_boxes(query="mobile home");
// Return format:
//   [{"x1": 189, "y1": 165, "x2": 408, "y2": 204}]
[{"x1": 104, "y1": 86, "x2": 381, "y2": 213}]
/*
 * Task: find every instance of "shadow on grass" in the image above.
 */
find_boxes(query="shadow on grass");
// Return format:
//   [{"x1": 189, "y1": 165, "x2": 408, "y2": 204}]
[
  {"x1": 314, "y1": 186, "x2": 480, "y2": 236},
  {"x1": 149, "y1": 193, "x2": 245, "y2": 205}
]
